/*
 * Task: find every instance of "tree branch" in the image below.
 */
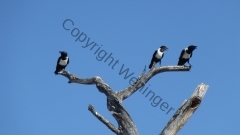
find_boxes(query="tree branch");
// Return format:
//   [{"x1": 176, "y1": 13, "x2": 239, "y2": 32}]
[
  {"x1": 59, "y1": 70, "x2": 103, "y2": 84},
  {"x1": 58, "y1": 70, "x2": 138, "y2": 135},
  {"x1": 119, "y1": 66, "x2": 191, "y2": 100},
  {"x1": 159, "y1": 83, "x2": 209, "y2": 135},
  {"x1": 57, "y1": 67, "x2": 206, "y2": 135},
  {"x1": 88, "y1": 104, "x2": 120, "y2": 134},
  {"x1": 59, "y1": 70, "x2": 113, "y2": 95}
]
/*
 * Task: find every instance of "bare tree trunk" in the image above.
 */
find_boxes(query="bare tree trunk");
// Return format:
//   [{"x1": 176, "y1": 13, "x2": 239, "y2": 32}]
[
  {"x1": 58, "y1": 65, "x2": 208, "y2": 135},
  {"x1": 160, "y1": 83, "x2": 209, "y2": 135}
]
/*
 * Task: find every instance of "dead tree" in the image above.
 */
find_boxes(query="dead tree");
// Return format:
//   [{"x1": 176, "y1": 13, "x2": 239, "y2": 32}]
[{"x1": 58, "y1": 65, "x2": 209, "y2": 135}]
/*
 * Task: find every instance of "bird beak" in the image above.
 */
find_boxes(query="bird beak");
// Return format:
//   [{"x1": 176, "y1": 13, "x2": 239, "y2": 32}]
[{"x1": 59, "y1": 51, "x2": 62, "y2": 53}]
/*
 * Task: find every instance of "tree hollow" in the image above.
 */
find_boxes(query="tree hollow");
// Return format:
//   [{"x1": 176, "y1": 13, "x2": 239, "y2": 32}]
[{"x1": 190, "y1": 96, "x2": 201, "y2": 109}]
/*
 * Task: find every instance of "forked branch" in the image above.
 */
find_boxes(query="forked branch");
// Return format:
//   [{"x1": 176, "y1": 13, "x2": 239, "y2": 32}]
[
  {"x1": 57, "y1": 66, "x2": 208, "y2": 135},
  {"x1": 58, "y1": 70, "x2": 137, "y2": 135}
]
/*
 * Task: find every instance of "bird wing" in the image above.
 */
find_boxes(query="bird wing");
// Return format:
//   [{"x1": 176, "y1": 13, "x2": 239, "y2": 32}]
[
  {"x1": 153, "y1": 50, "x2": 157, "y2": 57},
  {"x1": 162, "y1": 53, "x2": 164, "y2": 59},
  {"x1": 55, "y1": 57, "x2": 61, "y2": 70},
  {"x1": 57, "y1": 57, "x2": 61, "y2": 65},
  {"x1": 67, "y1": 57, "x2": 70, "y2": 64},
  {"x1": 150, "y1": 50, "x2": 158, "y2": 61},
  {"x1": 190, "y1": 52, "x2": 193, "y2": 58},
  {"x1": 179, "y1": 50, "x2": 185, "y2": 59}
]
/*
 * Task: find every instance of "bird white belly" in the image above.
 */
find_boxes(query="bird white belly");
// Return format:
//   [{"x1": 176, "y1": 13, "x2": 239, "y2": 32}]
[
  {"x1": 182, "y1": 52, "x2": 190, "y2": 59},
  {"x1": 59, "y1": 58, "x2": 68, "y2": 66},
  {"x1": 155, "y1": 50, "x2": 163, "y2": 59}
]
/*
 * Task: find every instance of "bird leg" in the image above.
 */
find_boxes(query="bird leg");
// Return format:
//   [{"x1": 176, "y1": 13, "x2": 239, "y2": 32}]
[{"x1": 187, "y1": 60, "x2": 192, "y2": 67}]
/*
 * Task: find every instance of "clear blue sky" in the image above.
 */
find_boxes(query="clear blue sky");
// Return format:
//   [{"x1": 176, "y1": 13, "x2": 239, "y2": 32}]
[{"x1": 1, "y1": 1, "x2": 240, "y2": 135}]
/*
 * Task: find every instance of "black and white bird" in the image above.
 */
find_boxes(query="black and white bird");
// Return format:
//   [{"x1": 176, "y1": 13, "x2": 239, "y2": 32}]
[
  {"x1": 177, "y1": 45, "x2": 197, "y2": 66},
  {"x1": 149, "y1": 46, "x2": 168, "y2": 69},
  {"x1": 54, "y1": 51, "x2": 69, "y2": 75}
]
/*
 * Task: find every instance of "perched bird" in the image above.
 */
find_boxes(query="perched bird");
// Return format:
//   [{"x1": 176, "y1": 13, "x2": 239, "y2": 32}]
[
  {"x1": 177, "y1": 45, "x2": 197, "y2": 66},
  {"x1": 149, "y1": 46, "x2": 168, "y2": 69},
  {"x1": 54, "y1": 51, "x2": 69, "y2": 75}
]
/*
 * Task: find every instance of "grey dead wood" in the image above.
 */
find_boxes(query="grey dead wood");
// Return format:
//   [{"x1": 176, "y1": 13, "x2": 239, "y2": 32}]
[
  {"x1": 58, "y1": 65, "x2": 208, "y2": 135},
  {"x1": 159, "y1": 83, "x2": 209, "y2": 135}
]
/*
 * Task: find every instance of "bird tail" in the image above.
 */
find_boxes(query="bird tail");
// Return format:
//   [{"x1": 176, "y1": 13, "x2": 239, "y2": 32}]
[{"x1": 149, "y1": 60, "x2": 154, "y2": 69}]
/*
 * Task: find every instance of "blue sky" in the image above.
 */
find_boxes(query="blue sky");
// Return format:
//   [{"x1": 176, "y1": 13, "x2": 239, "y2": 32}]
[{"x1": 1, "y1": 1, "x2": 240, "y2": 135}]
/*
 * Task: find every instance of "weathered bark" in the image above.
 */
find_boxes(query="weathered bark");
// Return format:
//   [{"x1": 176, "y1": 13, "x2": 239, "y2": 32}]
[
  {"x1": 88, "y1": 104, "x2": 120, "y2": 134},
  {"x1": 159, "y1": 83, "x2": 209, "y2": 135},
  {"x1": 58, "y1": 65, "x2": 191, "y2": 135},
  {"x1": 119, "y1": 66, "x2": 191, "y2": 100}
]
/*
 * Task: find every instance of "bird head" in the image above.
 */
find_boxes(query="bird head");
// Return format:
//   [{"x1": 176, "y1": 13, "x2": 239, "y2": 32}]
[
  {"x1": 160, "y1": 45, "x2": 168, "y2": 52},
  {"x1": 59, "y1": 51, "x2": 68, "y2": 57},
  {"x1": 188, "y1": 45, "x2": 197, "y2": 51}
]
